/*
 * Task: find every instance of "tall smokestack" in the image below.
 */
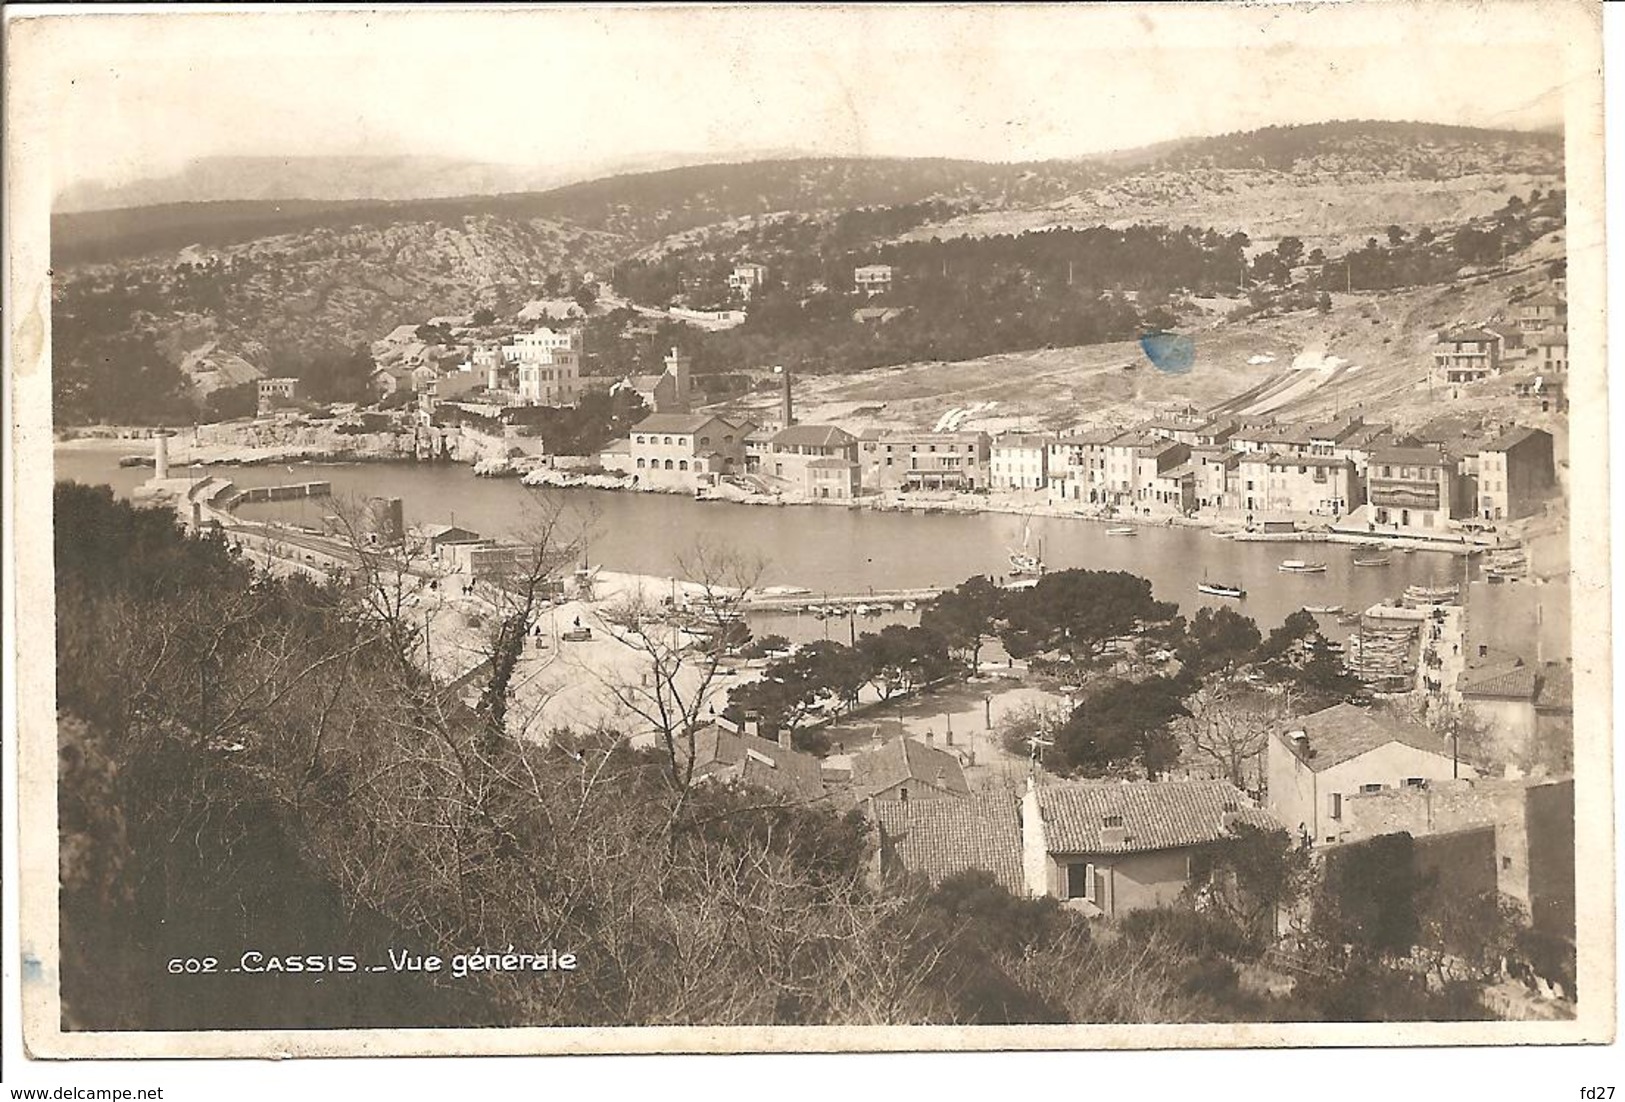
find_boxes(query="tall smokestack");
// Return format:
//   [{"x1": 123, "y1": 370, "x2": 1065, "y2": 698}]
[
  {"x1": 776, "y1": 365, "x2": 793, "y2": 428},
  {"x1": 153, "y1": 430, "x2": 171, "y2": 480}
]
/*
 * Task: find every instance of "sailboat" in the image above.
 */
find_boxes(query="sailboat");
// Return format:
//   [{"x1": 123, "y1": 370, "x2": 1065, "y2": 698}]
[{"x1": 1008, "y1": 517, "x2": 1045, "y2": 575}]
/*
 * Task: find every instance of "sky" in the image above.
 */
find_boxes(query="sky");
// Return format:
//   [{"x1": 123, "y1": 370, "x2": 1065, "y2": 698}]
[{"x1": 12, "y1": 3, "x2": 1574, "y2": 193}]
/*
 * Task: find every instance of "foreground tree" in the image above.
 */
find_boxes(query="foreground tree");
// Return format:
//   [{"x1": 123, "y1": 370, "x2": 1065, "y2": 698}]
[{"x1": 1053, "y1": 676, "x2": 1187, "y2": 778}]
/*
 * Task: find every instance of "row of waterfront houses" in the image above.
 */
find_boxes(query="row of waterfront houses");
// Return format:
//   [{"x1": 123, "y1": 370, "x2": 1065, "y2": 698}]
[
  {"x1": 602, "y1": 405, "x2": 1555, "y2": 531},
  {"x1": 1044, "y1": 413, "x2": 1557, "y2": 529}
]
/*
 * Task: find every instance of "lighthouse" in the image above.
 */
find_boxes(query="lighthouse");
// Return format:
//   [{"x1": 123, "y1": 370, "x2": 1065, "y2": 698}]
[{"x1": 153, "y1": 429, "x2": 173, "y2": 480}]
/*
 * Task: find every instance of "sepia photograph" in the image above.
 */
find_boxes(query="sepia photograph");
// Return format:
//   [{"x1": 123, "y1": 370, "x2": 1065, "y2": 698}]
[{"x1": 2, "y1": 0, "x2": 1614, "y2": 1072}]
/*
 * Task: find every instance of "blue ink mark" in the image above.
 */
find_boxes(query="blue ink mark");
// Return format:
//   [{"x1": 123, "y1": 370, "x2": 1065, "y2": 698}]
[
  {"x1": 22, "y1": 954, "x2": 44, "y2": 982},
  {"x1": 1139, "y1": 331, "x2": 1196, "y2": 375}
]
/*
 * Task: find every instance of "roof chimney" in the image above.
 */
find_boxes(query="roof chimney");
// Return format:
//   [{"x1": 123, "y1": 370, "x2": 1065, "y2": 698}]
[
  {"x1": 744, "y1": 717, "x2": 760, "y2": 739},
  {"x1": 925, "y1": 730, "x2": 935, "y2": 748},
  {"x1": 1289, "y1": 729, "x2": 1309, "y2": 754},
  {"x1": 778, "y1": 727, "x2": 792, "y2": 751}
]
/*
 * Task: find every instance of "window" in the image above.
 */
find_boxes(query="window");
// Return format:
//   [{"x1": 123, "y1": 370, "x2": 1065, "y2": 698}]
[
  {"x1": 1404, "y1": 777, "x2": 1426, "y2": 788},
  {"x1": 1360, "y1": 783, "x2": 1384, "y2": 794},
  {"x1": 699, "y1": 436, "x2": 710, "y2": 446},
  {"x1": 635, "y1": 435, "x2": 644, "y2": 445},
  {"x1": 636, "y1": 458, "x2": 646, "y2": 469},
  {"x1": 1102, "y1": 814, "x2": 1124, "y2": 828},
  {"x1": 678, "y1": 460, "x2": 688, "y2": 471},
  {"x1": 663, "y1": 436, "x2": 672, "y2": 445},
  {"x1": 1502, "y1": 856, "x2": 1513, "y2": 870},
  {"x1": 1328, "y1": 793, "x2": 1342, "y2": 820}
]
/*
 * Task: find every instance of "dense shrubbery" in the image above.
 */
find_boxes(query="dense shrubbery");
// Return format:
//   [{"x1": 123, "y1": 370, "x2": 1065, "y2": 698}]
[{"x1": 56, "y1": 487, "x2": 1541, "y2": 1028}]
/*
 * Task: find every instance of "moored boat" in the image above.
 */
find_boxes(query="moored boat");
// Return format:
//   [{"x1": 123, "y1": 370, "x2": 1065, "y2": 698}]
[
  {"x1": 1353, "y1": 554, "x2": 1391, "y2": 567},
  {"x1": 1305, "y1": 604, "x2": 1343, "y2": 615},
  {"x1": 1197, "y1": 582, "x2": 1246, "y2": 599},
  {"x1": 1278, "y1": 559, "x2": 1328, "y2": 574},
  {"x1": 1105, "y1": 525, "x2": 1137, "y2": 536}
]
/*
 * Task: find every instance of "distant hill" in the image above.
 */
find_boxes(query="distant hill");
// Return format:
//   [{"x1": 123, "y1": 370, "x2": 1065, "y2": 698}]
[
  {"x1": 1146, "y1": 120, "x2": 1561, "y2": 176},
  {"x1": 52, "y1": 156, "x2": 1106, "y2": 267},
  {"x1": 54, "y1": 155, "x2": 568, "y2": 214},
  {"x1": 49, "y1": 119, "x2": 1568, "y2": 425}
]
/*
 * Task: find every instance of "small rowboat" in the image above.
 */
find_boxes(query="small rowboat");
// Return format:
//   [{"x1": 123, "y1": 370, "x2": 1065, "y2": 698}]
[
  {"x1": 1353, "y1": 554, "x2": 1391, "y2": 567},
  {"x1": 1198, "y1": 582, "x2": 1246, "y2": 599},
  {"x1": 1105, "y1": 526, "x2": 1137, "y2": 536},
  {"x1": 1279, "y1": 559, "x2": 1328, "y2": 574},
  {"x1": 1305, "y1": 604, "x2": 1343, "y2": 615}
]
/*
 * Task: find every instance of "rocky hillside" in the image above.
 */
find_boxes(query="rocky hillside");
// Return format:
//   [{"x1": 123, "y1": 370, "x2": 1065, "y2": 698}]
[
  {"x1": 52, "y1": 215, "x2": 629, "y2": 419},
  {"x1": 50, "y1": 121, "x2": 1565, "y2": 423},
  {"x1": 902, "y1": 123, "x2": 1564, "y2": 253}
]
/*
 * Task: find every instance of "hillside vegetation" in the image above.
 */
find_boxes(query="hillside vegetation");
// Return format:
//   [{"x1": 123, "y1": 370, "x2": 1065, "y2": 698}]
[{"x1": 50, "y1": 121, "x2": 1564, "y2": 426}]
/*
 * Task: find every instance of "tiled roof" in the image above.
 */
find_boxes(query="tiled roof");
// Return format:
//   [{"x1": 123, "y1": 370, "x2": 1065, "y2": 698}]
[
  {"x1": 1277, "y1": 703, "x2": 1453, "y2": 773},
  {"x1": 806, "y1": 457, "x2": 857, "y2": 470},
  {"x1": 1308, "y1": 417, "x2": 1364, "y2": 443},
  {"x1": 686, "y1": 724, "x2": 828, "y2": 801},
  {"x1": 1483, "y1": 426, "x2": 1550, "y2": 452},
  {"x1": 872, "y1": 793, "x2": 1025, "y2": 894},
  {"x1": 1536, "y1": 663, "x2": 1573, "y2": 711},
  {"x1": 994, "y1": 433, "x2": 1052, "y2": 449},
  {"x1": 1054, "y1": 429, "x2": 1121, "y2": 447},
  {"x1": 1234, "y1": 424, "x2": 1312, "y2": 447},
  {"x1": 420, "y1": 523, "x2": 480, "y2": 540},
  {"x1": 1370, "y1": 445, "x2": 1452, "y2": 467},
  {"x1": 1036, "y1": 780, "x2": 1277, "y2": 855},
  {"x1": 1265, "y1": 454, "x2": 1351, "y2": 469},
  {"x1": 770, "y1": 424, "x2": 856, "y2": 448},
  {"x1": 1458, "y1": 663, "x2": 1538, "y2": 700},
  {"x1": 634, "y1": 413, "x2": 713, "y2": 433},
  {"x1": 1523, "y1": 290, "x2": 1566, "y2": 307},
  {"x1": 1438, "y1": 328, "x2": 1501, "y2": 343},
  {"x1": 852, "y1": 737, "x2": 970, "y2": 799}
]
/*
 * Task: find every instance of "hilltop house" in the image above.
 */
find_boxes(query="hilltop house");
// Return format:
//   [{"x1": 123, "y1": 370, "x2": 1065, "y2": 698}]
[
  {"x1": 853, "y1": 263, "x2": 894, "y2": 296},
  {"x1": 1267, "y1": 703, "x2": 1472, "y2": 847},
  {"x1": 1531, "y1": 331, "x2": 1568, "y2": 375},
  {"x1": 728, "y1": 262, "x2": 769, "y2": 300},
  {"x1": 256, "y1": 376, "x2": 302, "y2": 415},
  {"x1": 1433, "y1": 328, "x2": 1504, "y2": 383},
  {"x1": 1515, "y1": 289, "x2": 1567, "y2": 339},
  {"x1": 852, "y1": 736, "x2": 969, "y2": 802}
]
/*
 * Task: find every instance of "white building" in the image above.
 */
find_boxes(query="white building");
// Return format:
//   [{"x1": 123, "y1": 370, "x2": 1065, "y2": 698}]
[
  {"x1": 1267, "y1": 703, "x2": 1472, "y2": 847},
  {"x1": 506, "y1": 327, "x2": 582, "y2": 407},
  {"x1": 728, "y1": 262, "x2": 769, "y2": 300},
  {"x1": 990, "y1": 432, "x2": 1051, "y2": 491},
  {"x1": 853, "y1": 264, "x2": 894, "y2": 296}
]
